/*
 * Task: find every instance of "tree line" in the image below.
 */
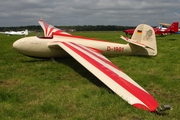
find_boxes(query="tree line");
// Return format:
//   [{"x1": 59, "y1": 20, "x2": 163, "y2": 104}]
[{"x1": 0, "y1": 25, "x2": 135, "y2": 32}]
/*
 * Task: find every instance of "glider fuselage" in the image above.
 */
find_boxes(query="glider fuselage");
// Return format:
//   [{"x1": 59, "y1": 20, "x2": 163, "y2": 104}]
[{"x1": 13, "y1": 35, "x2": 132, "y2": 58}]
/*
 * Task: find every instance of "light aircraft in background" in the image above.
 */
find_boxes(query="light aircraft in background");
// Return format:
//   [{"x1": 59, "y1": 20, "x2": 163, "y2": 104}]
[
  {"x1": 0, "y1": 29, "x2": 28, "y2": 36},
  {"x1": 13, "y1": 20, "x2": 171, "y2": 113},
  {"x1": 124, "y1": 22, "x2": 179, "y2": 36},
  {"x1": 177, "y1": 27, "x2": 180, "y2": 34}
]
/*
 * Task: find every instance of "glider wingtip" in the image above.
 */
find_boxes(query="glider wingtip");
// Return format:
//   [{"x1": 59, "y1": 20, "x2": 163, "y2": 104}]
[
  {"x1": 155, "y1": 104, "x2": 172, "y2": 113},
  {"x1": 133, "y1": 103, "x2": 158, "y2": 112},
  {"x1": 133, "y1": 103, "x2": 172, "y2": 113}
]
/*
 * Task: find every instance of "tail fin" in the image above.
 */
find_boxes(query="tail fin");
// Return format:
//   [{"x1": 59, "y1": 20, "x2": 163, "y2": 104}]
[
  {"x1": 38, "y1": 19, "x2": 70, "y2": 37},
  {"x1": 168, "y1": 22, "x2": 179, "y2": 33},
  {"x1": 121, "y1": 24, "x2": 157, "y2": 56},
  {"x1": 24, "y1": 29, "x2": 28, "y2": 36}
]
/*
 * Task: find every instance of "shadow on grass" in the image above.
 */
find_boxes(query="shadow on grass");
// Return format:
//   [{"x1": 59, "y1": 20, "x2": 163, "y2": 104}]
[
  {"x1": 20, "y1": 59, "x2": 50, "y2": 63},
  {"x1": 19, "y1": 55, "x2": 155, "y2": 93},
  {"x1": 19, "y1": 54, "x2": 155, "y2": 95},
  {"x1": 20, "y1": 57, "x2": 110, "y2": 90},
  {"x1": 167, "y1": 38, "x2": 177, "y2": 41},
  {"x1": 55, "y1": 58, "x2": 110, "y2": 89}
]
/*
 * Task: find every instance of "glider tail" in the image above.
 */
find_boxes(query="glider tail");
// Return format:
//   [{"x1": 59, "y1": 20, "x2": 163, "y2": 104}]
[{"x1": 121, "y1": 24, "x2": 157, "y2": 56}]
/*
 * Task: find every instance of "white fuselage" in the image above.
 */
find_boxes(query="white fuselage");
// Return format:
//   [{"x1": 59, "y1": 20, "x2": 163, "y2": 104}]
[
  {"x1": 13, "y1": 35, "x2": 133, "y2": 58},
  {"x1": 5, "y1": 31, "x2": 23, "y2": 35},
  {"x1": 4, "y1": 30, "x2": 28, "y2": 35},
  {"x1": 156, "y1": 26, "x2": 168, "y2": 32}
]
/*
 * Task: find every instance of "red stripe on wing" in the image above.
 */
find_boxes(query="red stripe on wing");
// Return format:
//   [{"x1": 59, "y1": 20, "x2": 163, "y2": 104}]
[
  {"x1": 71, "y1": 42, "x2": 121, "y2": 71},
  {"x1": 61, "y1": 42, "x2": 158, "y2": 112}
]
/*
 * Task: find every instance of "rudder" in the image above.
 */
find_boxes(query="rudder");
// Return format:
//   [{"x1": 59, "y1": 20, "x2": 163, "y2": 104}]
[
  {"x1": 130, "y1": 24, "x2": 157, "y2": 56},
  {"x1": 168, "y1": 22, "x2": 179, "y2": 33},
  {"x1": 25, "y1": 29, "x2": 28, "y2": 36}
]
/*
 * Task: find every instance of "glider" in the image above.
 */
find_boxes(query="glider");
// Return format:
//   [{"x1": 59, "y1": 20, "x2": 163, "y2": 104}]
[
  {"x1": 124, "y1": 22, "x2": 179, "y2": 36},
  {"x1": 0, "y1": 29, "x2": 28, "y2": 36},
  {"x1": 13, "y1": 20, "x2": 170, "y2": 113}
]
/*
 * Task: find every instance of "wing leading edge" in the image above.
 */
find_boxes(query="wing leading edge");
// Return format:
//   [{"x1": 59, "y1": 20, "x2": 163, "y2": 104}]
[{"x1": 48, "y1": 41, "x2": 158, "y2": 112}]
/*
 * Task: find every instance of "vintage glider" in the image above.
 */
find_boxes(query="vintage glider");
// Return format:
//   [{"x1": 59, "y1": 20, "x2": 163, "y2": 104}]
[
  {"x1": 124, "y1": 22, "x2": 179, "y2": 36},
  {"x1": 0, "y1": 29, "x2": 28, "y2": 36},
  {"x1": 13, "y1": 20, "x2": 170, "y2": 112}
]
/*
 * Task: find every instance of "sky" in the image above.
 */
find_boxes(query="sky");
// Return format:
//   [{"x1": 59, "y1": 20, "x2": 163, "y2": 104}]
[{"x1": 0, "y1": 0, "x2": 180, "y2": 27}]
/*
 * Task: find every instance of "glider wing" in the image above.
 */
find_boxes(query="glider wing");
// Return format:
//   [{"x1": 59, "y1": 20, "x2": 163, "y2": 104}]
[
  {"x1": 48, "y1": 41, "x2": 159, "y2": 112},
  {"x1": 39, "y1": 19, "x2": 71, "y2": 37}
]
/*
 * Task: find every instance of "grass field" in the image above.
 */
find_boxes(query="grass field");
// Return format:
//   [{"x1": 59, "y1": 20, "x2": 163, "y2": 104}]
[{"x1": 0, "y1": 31, "x2": 180, "y2": 120}]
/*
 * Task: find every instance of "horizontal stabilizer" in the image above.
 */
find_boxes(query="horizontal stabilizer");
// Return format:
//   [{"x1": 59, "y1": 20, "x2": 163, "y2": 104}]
[{"x1": 120, "y1": 36, "x2": 154, "y2": 50}]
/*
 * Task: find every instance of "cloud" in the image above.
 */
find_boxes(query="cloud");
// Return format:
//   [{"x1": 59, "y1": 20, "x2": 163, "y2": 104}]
[{"x1": 0, "y1": 0, "x2": 180, "y2": 26}]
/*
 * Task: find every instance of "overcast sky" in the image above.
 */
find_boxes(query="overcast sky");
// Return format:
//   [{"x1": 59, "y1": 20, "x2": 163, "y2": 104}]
[{"x1": 0, "y1": 0, "x2": 180, "y2": 27}]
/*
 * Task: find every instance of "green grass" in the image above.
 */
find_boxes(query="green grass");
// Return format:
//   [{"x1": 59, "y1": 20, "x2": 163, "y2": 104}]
[{"x1": 0, "y1": 31, "x2": 180, "y2": 120}]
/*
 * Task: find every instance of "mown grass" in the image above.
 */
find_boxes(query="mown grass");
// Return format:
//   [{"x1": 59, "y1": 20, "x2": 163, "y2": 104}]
[{"x1": 0, "y1": 31, "x2": 180, "y2": 120}]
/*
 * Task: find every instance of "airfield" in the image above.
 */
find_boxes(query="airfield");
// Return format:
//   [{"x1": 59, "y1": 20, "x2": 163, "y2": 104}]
[{"x1": 0, "y1": 31, "x2": 180, "y2": 119}]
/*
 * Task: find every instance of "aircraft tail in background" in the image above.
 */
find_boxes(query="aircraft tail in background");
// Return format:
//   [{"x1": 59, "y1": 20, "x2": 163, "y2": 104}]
[
  {"x1": 168, "y1": 22, "x2": 179, "y2": 33},
  {"x1": 24, "y1": 29, "x2": 28, "y2": 36}
]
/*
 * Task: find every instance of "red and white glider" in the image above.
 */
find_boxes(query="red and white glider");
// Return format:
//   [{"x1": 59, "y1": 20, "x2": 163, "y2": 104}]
[{"x1": 13, "y1": 20, "x2": 170, "y2": 113}]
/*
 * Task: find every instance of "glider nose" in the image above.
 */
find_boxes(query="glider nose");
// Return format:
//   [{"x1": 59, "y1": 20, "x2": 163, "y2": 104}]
[
  {"x1": 13, "y1": 38, "x2": 26, "y2": 53},
  {"x1": 13, "y1": 39, "x2": 21, "y2": 51}
]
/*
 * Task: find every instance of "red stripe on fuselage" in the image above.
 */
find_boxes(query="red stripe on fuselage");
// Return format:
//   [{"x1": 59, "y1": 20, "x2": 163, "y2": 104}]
[
  {"x1": 53, "y1": 33, "x2": 108, "y2": 42},
  {"x1": 61, "y1": 42, "x2": 158, "y2": 112}
]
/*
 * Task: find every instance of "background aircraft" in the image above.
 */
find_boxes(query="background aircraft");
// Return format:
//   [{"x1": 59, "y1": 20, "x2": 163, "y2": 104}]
[
  {"x1": 0, "y1": 29, "x2": 28, "y2": 36},
  {"x1": 124, "y1": 22, "x2": 179, "y2": 36},
  {"x1": 13, "y1": 20, "x2": 170, "y2": 113},
  {"x1": 177, "y1": 27, "x2": 180, "y2": 34}
]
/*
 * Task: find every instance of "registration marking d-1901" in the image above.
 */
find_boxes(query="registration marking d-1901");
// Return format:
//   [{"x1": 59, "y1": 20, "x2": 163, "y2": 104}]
[{"x1": 107, "y1": 46, "x2": 124, "y2": 52}]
